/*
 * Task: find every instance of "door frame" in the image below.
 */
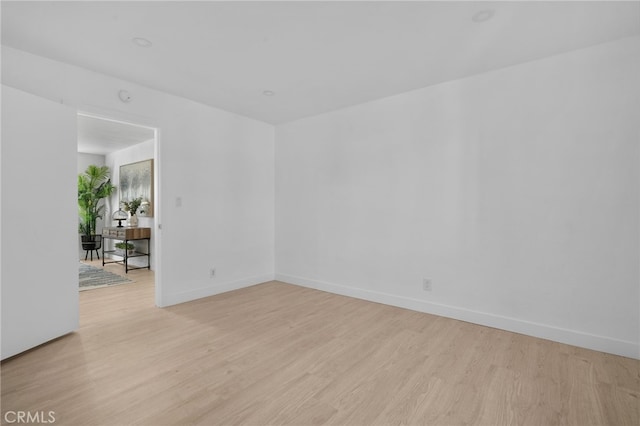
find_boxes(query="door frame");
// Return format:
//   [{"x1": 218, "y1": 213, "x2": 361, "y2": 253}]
[{"x1": 76, "y1": 111, "x2": 163, "y2": 307}]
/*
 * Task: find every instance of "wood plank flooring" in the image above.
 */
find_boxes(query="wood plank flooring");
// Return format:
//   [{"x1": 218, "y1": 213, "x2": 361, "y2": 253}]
[{"x1": 1, "y1": 264, "x2": 638, "y2": 425}]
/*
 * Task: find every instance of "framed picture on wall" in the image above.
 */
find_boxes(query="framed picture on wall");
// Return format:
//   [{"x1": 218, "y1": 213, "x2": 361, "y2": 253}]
[{"x1": 120, "y1": 159, "x2": 154, "y2": 217}]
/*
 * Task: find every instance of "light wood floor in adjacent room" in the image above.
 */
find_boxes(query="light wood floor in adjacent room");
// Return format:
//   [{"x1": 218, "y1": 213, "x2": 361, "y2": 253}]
[{"x1": 1, "y1": 264, "x2": 638, "y2": 426}]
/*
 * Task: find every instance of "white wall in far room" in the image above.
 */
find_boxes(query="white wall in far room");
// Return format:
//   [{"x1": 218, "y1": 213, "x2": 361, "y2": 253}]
[
  {"x1": 77, "y1": 152, "x2": 105, "y2": 174},
  {"x1": 105, "y1": 139, "x2": 156, "y2": 269},
  {"x1": 275, "y1": 36, "x2": 640, "y2": 359}
]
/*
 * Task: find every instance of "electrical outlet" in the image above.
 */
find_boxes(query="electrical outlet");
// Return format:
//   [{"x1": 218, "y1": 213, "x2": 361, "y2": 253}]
[
  {"x1": 422, "y1": 278, "x2": 432, "y2": 292},
  {"x1": 209, "y1": 268, "x2": 216, "y2": 278}
]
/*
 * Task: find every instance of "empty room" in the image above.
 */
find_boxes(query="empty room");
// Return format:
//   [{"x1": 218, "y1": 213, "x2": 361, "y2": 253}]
[{"x1": 1, "y1": 1, "x2": 638, "y2": 425}]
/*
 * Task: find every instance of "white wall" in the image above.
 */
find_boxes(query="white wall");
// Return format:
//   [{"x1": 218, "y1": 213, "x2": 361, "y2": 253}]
[
  {"x1": 3, "y1": 47, "x2": 275, "y2": 307},
  {"x1": 77, "y1": 152, "x2": 105, "y2": 174},
  {"x1": 275, "y1": 37, "x2": 640, "y2": 359},
  {"x1": 77, "y1": 152, "x2": 106, "y2": 258},
  {"x1": 105, "y1": 139, "x2": 156, "y2": 269},
  {"x1": 2, "y1": 86, "x2": 79, "y2": 359}
]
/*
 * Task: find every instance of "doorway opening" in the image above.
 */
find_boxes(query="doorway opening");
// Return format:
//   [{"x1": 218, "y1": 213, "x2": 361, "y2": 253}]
[{"x1": 77, "y1": 113, "x2": 159, "y2": 312}]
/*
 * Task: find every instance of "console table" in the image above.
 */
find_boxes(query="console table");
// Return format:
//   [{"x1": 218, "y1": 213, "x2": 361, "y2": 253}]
[{"x1": 102, "y1": 227, "x2": 151, "y2": 273}]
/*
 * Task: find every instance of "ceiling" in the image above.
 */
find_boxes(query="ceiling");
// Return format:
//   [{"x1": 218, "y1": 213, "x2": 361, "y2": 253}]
[
  {"x1": 77, "y1": 115, "x2": 155, "y2": 155},
  {"x1": 2, "y1": 1, "x2": 639, "y2": 125}
]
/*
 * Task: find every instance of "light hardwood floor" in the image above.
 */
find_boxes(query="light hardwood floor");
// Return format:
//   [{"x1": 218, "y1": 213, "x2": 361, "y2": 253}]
[{"x1": 1, "y1": 263, "x2": 638, "y2": 425}]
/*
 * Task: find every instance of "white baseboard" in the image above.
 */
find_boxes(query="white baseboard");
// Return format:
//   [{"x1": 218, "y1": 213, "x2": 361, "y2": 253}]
[
  {"x1": 161, "y1": 273, "x2": 275, "y2": 307},
  {"x1": 275, "y1": 273, "x2": 639, "y2": 360}
]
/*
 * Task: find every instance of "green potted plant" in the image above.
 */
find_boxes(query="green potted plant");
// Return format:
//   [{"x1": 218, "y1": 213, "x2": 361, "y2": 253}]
[
  {"x1": 115, "y1": 242, "x2": 135, "y2": 256},
  {"x1": 78, "y1": 165, "x2": 116, "y2": 249},
  {"x1": 121, "y1": 197, "x2": 144, "y2": 227}
]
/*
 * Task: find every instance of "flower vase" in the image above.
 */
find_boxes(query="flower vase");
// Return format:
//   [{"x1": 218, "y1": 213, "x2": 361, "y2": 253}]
[{"x1": 128, "y1": 213, "x2": 139, "y2": 227}]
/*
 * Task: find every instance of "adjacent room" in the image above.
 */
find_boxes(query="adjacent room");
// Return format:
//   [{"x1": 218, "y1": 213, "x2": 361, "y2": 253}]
[
  {"x1": 1, "y1": 1, "x2": 638, "y2": 425},
  {"x1": 77, "y1": 114, "x2": 156, "y2": 294}
]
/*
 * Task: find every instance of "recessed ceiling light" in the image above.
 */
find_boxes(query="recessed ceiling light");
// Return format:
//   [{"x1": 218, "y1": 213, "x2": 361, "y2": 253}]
[
  {"x1": 263, "y1": 90, "x2": 275, "y2": 96},
  {"x1": 472, "y1": 9, "x2": 495, "y2": 23},
  {"x1": 132, "y1": 37, "x2": 152, "y2": 47}
]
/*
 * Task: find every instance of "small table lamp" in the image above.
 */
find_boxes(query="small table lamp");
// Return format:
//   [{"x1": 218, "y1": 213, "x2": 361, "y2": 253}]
[{"x1": 112, "y1": 208, "x2": 128, "y2": 228}]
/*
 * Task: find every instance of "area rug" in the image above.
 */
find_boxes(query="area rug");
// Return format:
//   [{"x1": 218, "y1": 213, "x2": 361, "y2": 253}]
[{"x1": 79, "y1": 262, "x2": 131, "y2": 290}]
